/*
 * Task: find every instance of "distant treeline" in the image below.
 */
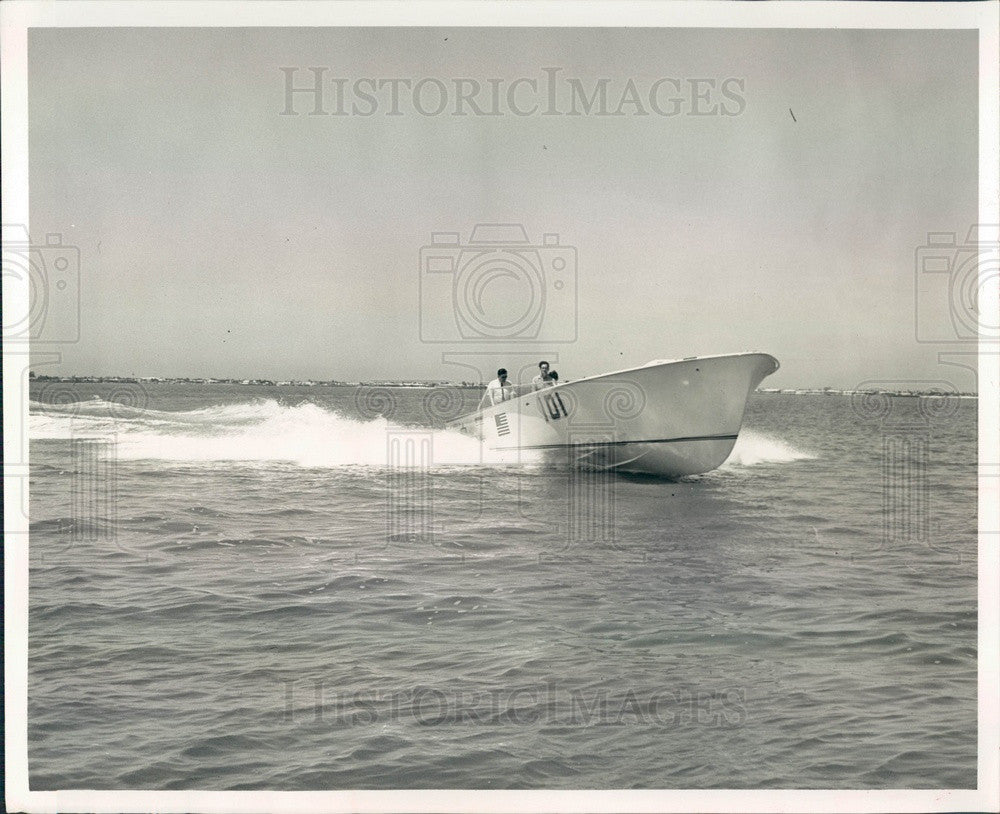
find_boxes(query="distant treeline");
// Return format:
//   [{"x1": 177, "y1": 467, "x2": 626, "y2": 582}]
[
  {"x1": 28, "y1": 374, "x2": 483, "y2": 388},
  {"x1": 759, "y1": 387, "x2": 977, "y2": 397}
]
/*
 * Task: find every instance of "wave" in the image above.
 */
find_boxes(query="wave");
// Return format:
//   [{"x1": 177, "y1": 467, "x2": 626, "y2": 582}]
[
  {"x1": 722, "y1": 430, "x2": 815, "y2": 468},
  {"x1": 29, "y1": 398, "x2": 532, "y2": 468},
  {"x1": 31, "y1": 399, "x2": 812, "y2": 470}
]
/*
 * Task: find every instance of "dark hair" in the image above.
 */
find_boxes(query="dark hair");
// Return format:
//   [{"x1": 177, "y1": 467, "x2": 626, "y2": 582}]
[
  {"x1": 550, "y1": 370, "x2": 559, "y2": 381},
  {"x1": 497, "y1": 368, "x2": 508, "y2": 377},
  {"x1": 538, "y1": 360, "x2": 549, "y2": 368}
]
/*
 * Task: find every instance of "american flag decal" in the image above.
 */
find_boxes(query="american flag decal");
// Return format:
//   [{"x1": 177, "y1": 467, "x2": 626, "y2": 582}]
[{"x1": 494, "y1": 413, "x2": 510, "y2": 436}]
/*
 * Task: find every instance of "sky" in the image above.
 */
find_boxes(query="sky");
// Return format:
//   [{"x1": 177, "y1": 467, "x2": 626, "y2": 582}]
[{"x1": 27, "y1": 26, "x2": 980, "y2": 390}]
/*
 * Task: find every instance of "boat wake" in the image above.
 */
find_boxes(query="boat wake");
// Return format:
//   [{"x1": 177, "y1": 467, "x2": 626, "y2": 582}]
[
  {"x1": 30, "y1": 399, "x2": 813, "y2": 470},
  {"x1": 29, "y1": 398, "x2": 533, "y2": 468},
  {"x1": 721, "y1": 430, "x2": 816, "y2": 468}
]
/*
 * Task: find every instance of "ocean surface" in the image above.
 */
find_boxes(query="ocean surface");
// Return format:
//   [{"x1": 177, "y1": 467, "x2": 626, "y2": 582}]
[{"x1": 27, "y1": 382, "x2": 978, "y2": 789}]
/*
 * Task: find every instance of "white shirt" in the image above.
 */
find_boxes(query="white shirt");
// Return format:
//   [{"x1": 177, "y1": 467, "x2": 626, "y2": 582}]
[
  {"x1": 486, "y1": 378, "x2": 514, "y2": 405},
  {"x1": 532, "y1": 374, "x2": 554, "y2": 391}
]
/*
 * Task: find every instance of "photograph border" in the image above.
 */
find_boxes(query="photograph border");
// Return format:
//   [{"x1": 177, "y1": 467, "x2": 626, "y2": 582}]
[{"x1": 3, "y1": 2, "x2": 998, "y2": 812}]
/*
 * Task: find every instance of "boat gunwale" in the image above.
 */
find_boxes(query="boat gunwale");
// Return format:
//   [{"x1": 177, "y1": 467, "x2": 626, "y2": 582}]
[{"x1": 448, "y1": 351, "x2": 780, "y2": 427}]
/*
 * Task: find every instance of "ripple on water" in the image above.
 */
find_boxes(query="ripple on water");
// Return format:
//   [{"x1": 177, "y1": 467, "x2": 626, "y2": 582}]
[{"x1": 27, "y1": 391, "x2": 978, "y2": 789}]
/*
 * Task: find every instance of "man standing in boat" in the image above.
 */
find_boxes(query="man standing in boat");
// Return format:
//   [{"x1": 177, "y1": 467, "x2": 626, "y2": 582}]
[
  {"x1": 486, "y1": 368, "x2": 514, "y2": 404},
  {"x1": 532, "y1": 361, "x2": 555, "y2": 391}
]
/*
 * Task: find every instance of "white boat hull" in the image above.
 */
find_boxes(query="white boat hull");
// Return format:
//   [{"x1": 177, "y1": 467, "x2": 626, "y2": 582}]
[{"x1": 452, "y1": 353, "x2": 780, "y2": 478}]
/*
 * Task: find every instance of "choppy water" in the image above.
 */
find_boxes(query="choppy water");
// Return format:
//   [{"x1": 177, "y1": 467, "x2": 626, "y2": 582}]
[{"x1": 27, "y1": 382, "x2": 977, "y2": 789}]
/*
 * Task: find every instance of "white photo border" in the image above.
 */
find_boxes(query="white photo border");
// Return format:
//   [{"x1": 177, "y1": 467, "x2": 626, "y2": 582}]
[{"x1": 3, "y1": 2, "x2": 998, "y2": 812}]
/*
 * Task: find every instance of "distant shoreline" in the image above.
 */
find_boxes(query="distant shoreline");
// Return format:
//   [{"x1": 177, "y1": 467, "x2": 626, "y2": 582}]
[
  {"x1": 29, "y1": 374, "x2": 482, "y2": 389},
  {"x1": 27, "y1": 375, "x2": 978, "y2": 397},
  {"x1": 757, "y1": 387, "x2": 977, "y2": 398}
]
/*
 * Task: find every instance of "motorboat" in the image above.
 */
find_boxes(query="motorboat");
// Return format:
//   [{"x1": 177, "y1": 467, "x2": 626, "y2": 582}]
[{"x1": 450, "y1": 352, "x2": 780, "y2": 477}]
